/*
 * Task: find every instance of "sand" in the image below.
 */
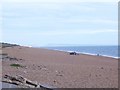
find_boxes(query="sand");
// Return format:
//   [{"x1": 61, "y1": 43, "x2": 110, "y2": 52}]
[{"x1": 2, "y1": 46, "x2": 118, "y2": 88}]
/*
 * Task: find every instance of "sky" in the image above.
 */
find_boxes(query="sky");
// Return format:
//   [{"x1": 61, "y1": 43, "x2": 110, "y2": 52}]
[{"x1": 1, "y1": 0, "x2": 118, "y2": 46}]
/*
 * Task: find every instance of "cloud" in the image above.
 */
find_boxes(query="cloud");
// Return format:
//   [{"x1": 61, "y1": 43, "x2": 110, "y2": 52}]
[
  {"x1": 3, "y1": 0, "x2": 119, "y2": 3},
  {"x1": 2, "y1": 0, "x2": 118, "y2": 3},
  {"x1": 28, "y1": 29, "x2": 117, "y2": 36},
  {"x1": 2, "y1": 2, "x2": 117, "y2": 26},
  {"x1": 2, "y1": 3, "x2": 96, "y2": 15},
  {"x1": 59, "y1": 19, "x2": 117, "y2": 24}
]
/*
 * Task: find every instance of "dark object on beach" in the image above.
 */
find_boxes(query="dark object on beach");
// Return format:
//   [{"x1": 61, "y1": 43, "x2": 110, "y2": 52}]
[
  {"x1": 9, "y1": 57, "x2": 18, "y2": 61},
  {"x1": 101, "y1": 67, "x2": 104, "y2": 69},
  {"x1": 97, "y1": 54, "x2": 100, "y2": 56},
  {"x1": 69, "y1": 52, "x2": 79, "y2": 55}
]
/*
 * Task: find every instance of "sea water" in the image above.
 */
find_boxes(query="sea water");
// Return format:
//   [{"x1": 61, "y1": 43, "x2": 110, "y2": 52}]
[{"x1": 45, "y1": 46, "x2": 119, "y2": 58}]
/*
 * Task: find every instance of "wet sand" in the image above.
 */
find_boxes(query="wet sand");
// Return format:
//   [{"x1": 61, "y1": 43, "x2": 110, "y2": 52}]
[{"x1": 2, "y1": 46, "x2": 118, "y2": 88}]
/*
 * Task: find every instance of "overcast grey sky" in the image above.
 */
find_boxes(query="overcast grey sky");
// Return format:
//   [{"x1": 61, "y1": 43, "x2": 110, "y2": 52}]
[{"x1": 1, "y1": 0, "x2": 118, "y2": 46}]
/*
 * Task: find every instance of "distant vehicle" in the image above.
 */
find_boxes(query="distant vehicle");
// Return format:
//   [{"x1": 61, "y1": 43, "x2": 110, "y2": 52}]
[{"x1": 69, "y1": 52, "x2": 79, "y2": 55}]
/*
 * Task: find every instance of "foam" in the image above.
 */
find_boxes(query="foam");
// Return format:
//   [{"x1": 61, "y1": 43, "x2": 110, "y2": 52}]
[{"x1": 45, "y1": 48, "x2": 119, "y2": 59}]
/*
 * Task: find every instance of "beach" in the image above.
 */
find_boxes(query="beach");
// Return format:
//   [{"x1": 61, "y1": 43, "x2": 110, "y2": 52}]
[{"x1": 2, "y1": 46, "x2": 118, "y2": 88}]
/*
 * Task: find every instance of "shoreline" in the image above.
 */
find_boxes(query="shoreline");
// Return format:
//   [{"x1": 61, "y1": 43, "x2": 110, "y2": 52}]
[{"x1": 40, "y1": 47, "x2": 119, "y2": 59}]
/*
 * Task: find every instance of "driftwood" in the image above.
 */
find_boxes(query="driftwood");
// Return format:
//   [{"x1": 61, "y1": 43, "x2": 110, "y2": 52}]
[{"x1": 2, "y1": 74, "x2": 54, "y2": 89}]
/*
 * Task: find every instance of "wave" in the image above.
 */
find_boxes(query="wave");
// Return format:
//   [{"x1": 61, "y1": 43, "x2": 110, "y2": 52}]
[{"x1": 45, "y1": 48, "x2": 119, "y2": 59}]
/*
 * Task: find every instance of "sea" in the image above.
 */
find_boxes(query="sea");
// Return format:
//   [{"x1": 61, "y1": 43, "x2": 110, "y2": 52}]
[{"x1": 44, "y1": 46, "x2": 119, "y2": 59}]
